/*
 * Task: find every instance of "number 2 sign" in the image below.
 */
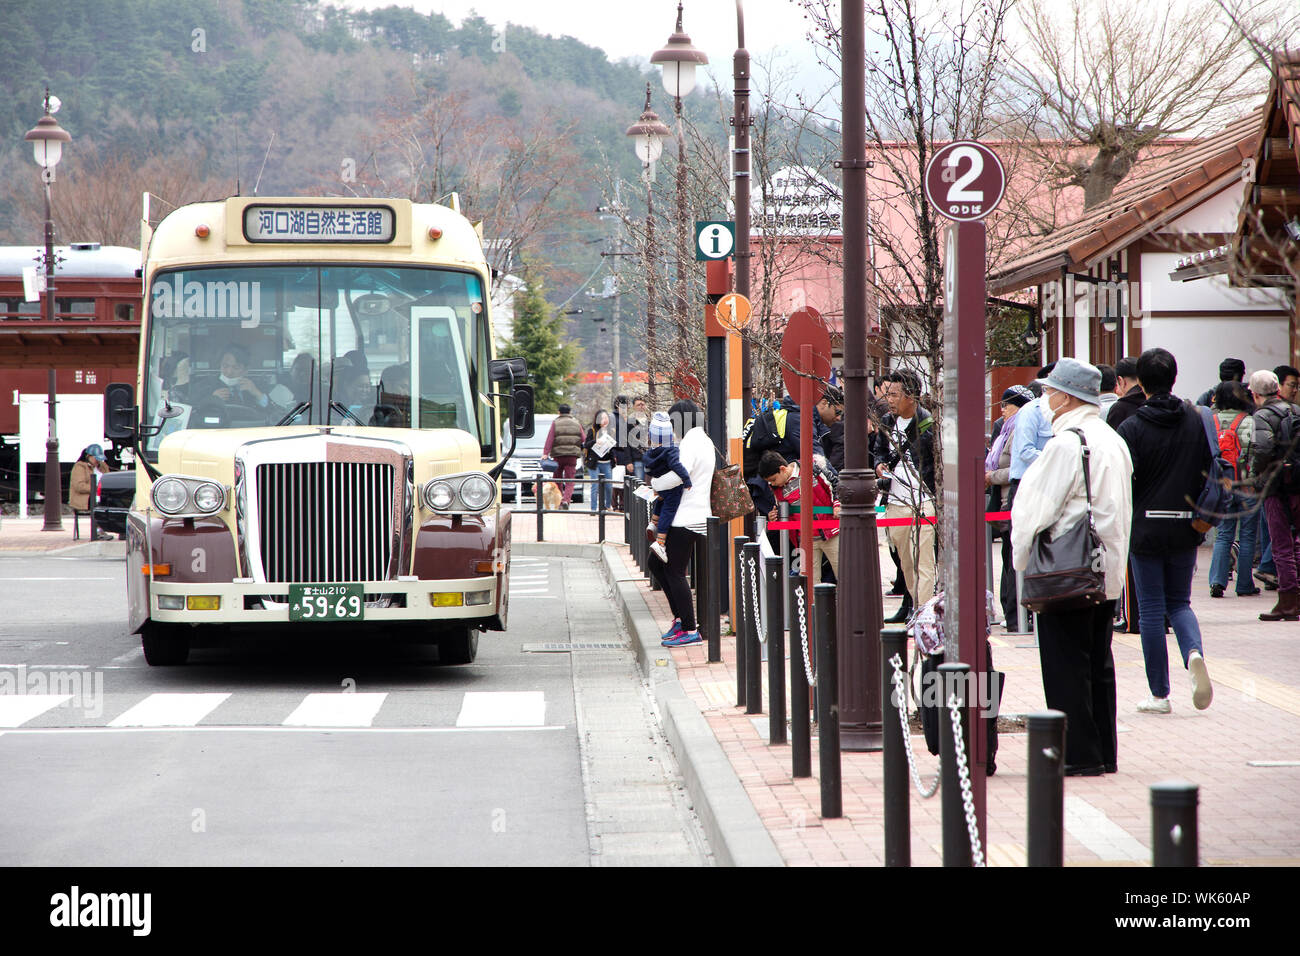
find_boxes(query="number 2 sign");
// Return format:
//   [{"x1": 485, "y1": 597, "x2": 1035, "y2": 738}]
[{"x1": 923, "y1": 141, "x2": 1006, "y2": 222}]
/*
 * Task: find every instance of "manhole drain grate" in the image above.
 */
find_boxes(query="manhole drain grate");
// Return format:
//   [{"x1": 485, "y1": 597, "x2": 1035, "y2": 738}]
[{"x1": 522, "y1": 642, "x2": 626, "y2": 653}]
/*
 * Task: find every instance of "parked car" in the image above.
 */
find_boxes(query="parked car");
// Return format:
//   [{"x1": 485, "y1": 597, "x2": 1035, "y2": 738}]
[
  {"x1": 92, "y1": 469, "x2": 135, "y2": 538},
  {"x1": 501, "y1": 414, "x2": 580, "y2": 504}
]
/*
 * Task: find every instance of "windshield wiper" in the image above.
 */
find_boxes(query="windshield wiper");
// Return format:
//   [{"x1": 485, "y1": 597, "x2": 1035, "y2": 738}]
[
  {"x1": 329, "y1": 401, "x2": 366, "y2": 426},
  {"x1": 275, "y1": 401, "x2": 311, "y2": 426}
]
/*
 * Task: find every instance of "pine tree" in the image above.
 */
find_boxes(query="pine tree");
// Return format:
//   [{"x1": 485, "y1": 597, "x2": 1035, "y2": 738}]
[{"x1": 500, "y1": 274, "x2": 578, "y2": 414}]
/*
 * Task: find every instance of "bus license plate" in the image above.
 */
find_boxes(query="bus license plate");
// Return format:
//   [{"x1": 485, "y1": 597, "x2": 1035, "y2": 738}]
[{"x1": 289, "y1": 584, "x2": 365, "y2": 622}]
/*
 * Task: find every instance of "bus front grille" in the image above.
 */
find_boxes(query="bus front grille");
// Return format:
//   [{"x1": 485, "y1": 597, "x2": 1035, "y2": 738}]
[{"x1": 255, "y1": 461, "x2": 395, "y2": 583}]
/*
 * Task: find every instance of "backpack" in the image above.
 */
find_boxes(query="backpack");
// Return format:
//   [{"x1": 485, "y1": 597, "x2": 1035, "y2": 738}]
[
  {"x1": 1274, "y1": 407, "x2": 1300, "y2": 494},
  {"x1": 1215, "y1": 412, "x2": 1247, "y2": 479},
  {"x1": 1192, "y1": 407, "x2": 1234, "y2": 533}
]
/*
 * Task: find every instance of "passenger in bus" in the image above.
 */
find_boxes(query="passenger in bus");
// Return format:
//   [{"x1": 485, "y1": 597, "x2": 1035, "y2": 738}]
[{"x1": 161, "y1": 352, "x2": 192, "y2": 404}]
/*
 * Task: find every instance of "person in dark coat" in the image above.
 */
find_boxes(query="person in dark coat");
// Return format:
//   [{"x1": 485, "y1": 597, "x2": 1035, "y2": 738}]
[
  {"x1": 742, "y1": 394, "x2": 823, "y2": 519},
  {"x1": 814, "y1": 385, "x2": 845, "y2": 473},
  {"x1": 1116, "y1": 348, "x2": 1214, "y2": 716},
  {"x1": 1106, "y1": 355, "x2": 1146, "y2": 429},
  {"x1": 1194, "y1": 357, "x2": 1246, "y2": 407}
]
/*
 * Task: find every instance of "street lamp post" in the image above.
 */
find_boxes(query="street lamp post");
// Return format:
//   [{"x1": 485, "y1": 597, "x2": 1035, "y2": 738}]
[
  {"x1": 25, "y1": 89, "x2": 71, "y2": 532},
  {"x1": 626, "y1": 85, "x2": 671, "y2": 405},
  {"x1": 732, "y1": 1, "x2": 752, "y2": 428},
  {"x1": 651, "y1": 3, "x2": 708, "y2": 347}
]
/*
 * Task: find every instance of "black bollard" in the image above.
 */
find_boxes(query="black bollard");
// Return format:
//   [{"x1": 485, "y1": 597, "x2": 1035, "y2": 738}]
[
  {"x1": 694, "y1": 529, "x2": 711, "y2": 650},
  {"x1": 734, "y1": 535, "x2": 748, "y2": 708},
  {"x1": 1151, "y1": 781, "x2": 1199, "y2": 867},
  {"x1": 765, "y1": 554, "x2": 786, "y2": 745},
  {"x1": 814, "y1": 583, "x2": 841, "y2": 818},
  {"x1": 1027, "y1": 710, "x2": 1067, "y2": 867},
  {"x1": 706, "y1": 517, "x2": 722, "y2": 662},
  {"x1": 623, "y1": 476, "x2": 632, "y2": 547},
  {"x1": 743, "y1": 542, "x2": 763, "y2": 715},
  {"x1": 597, "y1": 474, "x2": 606, "y2": 542},
  {"x1": 938, "y1": 662, "x2": 975, "y2": 866},
  {"x1": 790, "y1": 574, "x2": 812, "y2": 778},
  {"x1": 881, "y1": 625, "x2": 910, "y2": 866},
  {"x1": 535, "y1": 477, "x2": 545, "y2": 543}
]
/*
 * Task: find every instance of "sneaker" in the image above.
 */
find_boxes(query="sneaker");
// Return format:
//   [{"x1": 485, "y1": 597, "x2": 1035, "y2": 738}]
[
  {"x1": 662, "y1": 629, "x2": 702, "y2": 647},
  {"x1": 1237, "y1": 587, "x2": 1262, "y2": 597},
  {"x1": 1137, "y1": 695, "x2": 1172, "y2": 714},
  {"x1": 1189, "y1": 651, "x2": 1213, "y2": 710},
  {"x1": 649, "y1": 540, "x2": 668, "y2": 563},
  {"x1": 1210, "y1": 584, "x2": 1224, "y2": 598},
  {"x1": 660, "y1": 619, "x2": 682, "y2": 641},
  {"x1": 1256, "y1": 568, "x2": 1278, "y2": 587}
]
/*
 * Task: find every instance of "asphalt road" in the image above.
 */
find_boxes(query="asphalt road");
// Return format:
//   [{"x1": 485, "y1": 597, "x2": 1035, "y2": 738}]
[{"x1": 0, "y1": 552, "x2": 708, "y2": 866}]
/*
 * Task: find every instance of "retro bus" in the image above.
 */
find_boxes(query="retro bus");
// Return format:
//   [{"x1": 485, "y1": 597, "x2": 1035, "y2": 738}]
[{"x1": 105, "y1": 196, "x2": 534, "y2": 666}]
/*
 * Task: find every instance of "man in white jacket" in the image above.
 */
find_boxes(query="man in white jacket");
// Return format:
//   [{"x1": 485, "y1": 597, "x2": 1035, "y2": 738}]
[{"x1": 1012, "y1": 358, "x2": 1134, "y2": 776}]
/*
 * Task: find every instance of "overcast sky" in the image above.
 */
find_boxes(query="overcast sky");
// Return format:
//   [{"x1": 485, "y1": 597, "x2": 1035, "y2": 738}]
[{"x1": 338, "y1": 0, "x2": 836, "y2": 99}]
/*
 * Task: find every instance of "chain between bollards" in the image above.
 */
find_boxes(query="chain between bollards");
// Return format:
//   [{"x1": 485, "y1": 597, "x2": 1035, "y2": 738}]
[
  {"x1": 765, "y1": 554, "x2": 786, "y2": 745},
  {"x1": 789, "y1": 573, "x2": 811, "y2": 779},
  {"x1": 743, "y1": 542, "x2": 762, "y2": 715},
  {"x1": 1027, "y1": 710, "x2": 1066, "y2": 867},
  {"x1": 733, "y1": 535, "x2": 748, "y2": 708}
]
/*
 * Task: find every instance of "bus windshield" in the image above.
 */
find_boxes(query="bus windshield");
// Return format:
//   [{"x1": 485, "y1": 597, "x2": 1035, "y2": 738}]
[{"x1": 141, "y1": 265, "x2": 494, "y2": 456}]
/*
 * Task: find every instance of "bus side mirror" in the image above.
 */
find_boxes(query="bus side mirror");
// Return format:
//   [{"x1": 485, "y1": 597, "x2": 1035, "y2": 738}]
[
  {"x1": 105, "y1": 383, "x2": 137, "y2": 440},
  {"x1": 489, "y1": 357, "x2": 528, "y2": 382},
  {"x1": 511, "y1": 384, "x2": 535, "y2": 439}
]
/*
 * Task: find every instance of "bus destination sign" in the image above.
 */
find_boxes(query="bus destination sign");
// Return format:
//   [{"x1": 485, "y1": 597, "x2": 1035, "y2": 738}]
[{"x1": 243, "y1": 204, "x2": 396, "y2": 243}]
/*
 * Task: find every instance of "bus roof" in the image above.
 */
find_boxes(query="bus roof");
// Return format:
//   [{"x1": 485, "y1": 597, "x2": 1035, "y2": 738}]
[{"x1": 146, "y1": 197, "x2": 487, "y2": 276}]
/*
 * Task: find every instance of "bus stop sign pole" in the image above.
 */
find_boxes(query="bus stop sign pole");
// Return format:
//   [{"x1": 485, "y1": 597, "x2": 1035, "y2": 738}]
[{"x1": 925, "y1": 140, "x2": 1007, "y2": 863}]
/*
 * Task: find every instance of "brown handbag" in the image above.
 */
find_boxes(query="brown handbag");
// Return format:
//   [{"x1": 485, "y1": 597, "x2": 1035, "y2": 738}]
[{"x1": 710, "y1": 461, "x2": 755, "y2": 523}]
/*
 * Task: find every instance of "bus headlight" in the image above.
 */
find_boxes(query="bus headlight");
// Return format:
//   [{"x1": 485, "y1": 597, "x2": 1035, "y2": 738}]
[
  {"x1": 458, "y1": 474, "x2": 495, "y2": 511},
  {"x1": 151, "y1": 475, "x2": 229, "y2": 518},
  {"x1": 152, "y1": 477, "x2": 189, "y2": 515},
  {"x1": 421, "y1": 472, "x2": 497, "y2": 514},
  {"x1": 192, "y1": 482, "x2": 225, "y2": 514},
  {"x1": 424, "y1": 481, "x2": 455, "y2": 511}
]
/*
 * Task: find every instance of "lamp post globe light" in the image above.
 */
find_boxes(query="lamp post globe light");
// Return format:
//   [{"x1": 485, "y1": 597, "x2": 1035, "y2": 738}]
[
  {"x1": 626, "y1": 85, "x2": 671, "y2": 405},
  {"x1": 24, "y1": 89, "x2": 72, "y2": 532},
  {"x1": 651, "y1": 2, "x2": 707, "y2": 345}
]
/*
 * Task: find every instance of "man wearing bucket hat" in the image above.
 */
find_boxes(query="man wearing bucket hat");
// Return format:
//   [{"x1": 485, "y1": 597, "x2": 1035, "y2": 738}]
[{"x1": 1012, "y1": 358, "x2": 1134, "y2": 775}]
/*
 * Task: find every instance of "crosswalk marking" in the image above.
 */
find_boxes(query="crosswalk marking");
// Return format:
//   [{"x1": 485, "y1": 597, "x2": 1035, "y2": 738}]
[
  {"x1": 0, "y1": 695, "x2": 72, "y2": 727},
  {"x1": 456, "y1": 691, "x2": 546, "y2": 727},
  {"x1": 108, "y1": 693, "x2": 231, "y2": 727},
  {"x1": 282, "y1": 693, "x2": 388, "y2": 727}
]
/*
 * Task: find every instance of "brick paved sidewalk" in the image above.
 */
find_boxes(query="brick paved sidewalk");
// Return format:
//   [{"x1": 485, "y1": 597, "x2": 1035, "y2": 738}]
[{"x1": 619, "y1": 541, "x2": 1300, "y2": 867}]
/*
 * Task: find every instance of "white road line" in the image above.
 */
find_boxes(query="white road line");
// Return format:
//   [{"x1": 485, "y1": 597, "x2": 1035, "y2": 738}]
[
  {"x1": 456, "y1": 691, "x2": 546, "y2": 727},
  {"x1": 1064, "y1": 796, "x2": 1149, "y2": 862},
  {"x1": 283, "y1": 693, "x2": 388, "y2": 727},
  {"x1": 510, "y1": 589, "x2": 553, "y2": 594},
  {"x1": 0, "y1": 695, "x2": 72, "y2": 727},
  {"x1": 5, "y1": 577, "x2": 116, "y2": 581},
  {"x1": 0, "y1": 725, "x2": 567, "y2": 736},
  {"x1": 108, "y1": 647, "x2": 144, "y2": 666},
  {"x1": 108, "y1": 693, "x2": 231, "y2": 727}
]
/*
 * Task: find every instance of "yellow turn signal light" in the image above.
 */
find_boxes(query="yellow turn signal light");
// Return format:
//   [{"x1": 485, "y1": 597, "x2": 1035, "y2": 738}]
[
  {"x1": 186, "y1": 595, "x2": 221, "y2": 611},
  {"x1": 430, "y1": 592, "x2": 464, "y2": 607}
]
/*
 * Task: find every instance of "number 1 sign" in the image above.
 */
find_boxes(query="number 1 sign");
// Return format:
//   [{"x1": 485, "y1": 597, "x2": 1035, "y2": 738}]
[{"x1": 923, "y1": 142, "x2": 1006, "y2": 222}]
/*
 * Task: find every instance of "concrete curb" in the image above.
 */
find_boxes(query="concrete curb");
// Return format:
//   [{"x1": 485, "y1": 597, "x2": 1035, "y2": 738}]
[{"x1": 49, "y1": 540, "x2": 127, "y2": 558}]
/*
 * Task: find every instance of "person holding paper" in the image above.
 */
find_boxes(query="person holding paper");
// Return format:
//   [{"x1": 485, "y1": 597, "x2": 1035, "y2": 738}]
[{"x1": 584, "y1": 409, "x2": 617, "y2": 512}]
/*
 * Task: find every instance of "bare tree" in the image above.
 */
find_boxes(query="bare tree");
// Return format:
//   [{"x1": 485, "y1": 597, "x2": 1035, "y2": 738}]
[{"x1": 1014, "y1": 0, "x2": 1297, "y2": 208}]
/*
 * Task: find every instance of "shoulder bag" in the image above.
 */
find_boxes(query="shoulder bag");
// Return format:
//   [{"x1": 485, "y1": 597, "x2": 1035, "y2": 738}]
[
  {"x1": 710, "y1": 448, "x2": 754, "y2": 523},
  {"x1": 1019, "y1": 428, "x2": 1108, "y2": 613}
]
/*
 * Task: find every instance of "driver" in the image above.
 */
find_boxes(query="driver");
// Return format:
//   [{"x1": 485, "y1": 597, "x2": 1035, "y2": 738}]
[{"x1": 209, "y1": 343, "x2": 285, "y2": 421}]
